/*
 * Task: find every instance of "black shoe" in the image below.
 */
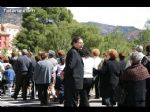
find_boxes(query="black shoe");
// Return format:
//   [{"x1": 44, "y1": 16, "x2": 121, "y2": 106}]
[
  {"x1": 40, "y1": 102, "x2": 47, "y2": 106},
  {"x1": 23, "y1": 98, "x2": 27, "y2": 101},
  {"x1": 11, "y1": 95, "x2": 17, "y2": 100},
  {"x1": 30, "y1": 97, "x2": 35, "y2": 100},
  {"x1": 95, "y1": 96, "x2": 100, "y2": 99},
  {"x1": 2, "y1": 92, "x2": 5, "y2": 94},
  {"x1": 59, "y1": 99, "x2": 64, "y2": 104}
]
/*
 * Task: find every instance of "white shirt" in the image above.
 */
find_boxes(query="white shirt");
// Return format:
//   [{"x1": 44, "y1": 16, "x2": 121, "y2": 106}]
[
  {"x1": 82, "y1": 57, "x2": 95, "y2": 78},
  {"x1": 138, "y1": 52, "x2": 145, "y2": 63},
  {"x1": 48, "y1": 58, "x2": 58, "y2": 78},
  {"x1": 93, "y1": 56, "x2": 102, "y2": 70},
  {"x1": 56, "y1": 64, "x2": 65, "y2": 77}
]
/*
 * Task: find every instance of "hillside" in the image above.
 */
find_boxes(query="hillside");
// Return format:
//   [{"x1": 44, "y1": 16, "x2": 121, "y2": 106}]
[{"x1": 84, "y1": 21, "x2": 141, "y2": 40}]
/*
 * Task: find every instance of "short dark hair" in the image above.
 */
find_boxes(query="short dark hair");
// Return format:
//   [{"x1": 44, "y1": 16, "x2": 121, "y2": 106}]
[
  {"x1": 146, "y1": 45, "x2": 150, "y2": 52},
  {"x1": 35, "y1": 55, "x2": 41, "y2": 62},
  {"x1": 60, "y1": 57, "x2": 65, "y2": 65},
  {"x1": 119, "y1": 52, "x2": 126, "y2": 60},
  {"x1": 71, "y1": 36, "x2": 82, "y2": 46},
  {"x1": 79, "y1": 47, "x2": 90, "y2": 57}
]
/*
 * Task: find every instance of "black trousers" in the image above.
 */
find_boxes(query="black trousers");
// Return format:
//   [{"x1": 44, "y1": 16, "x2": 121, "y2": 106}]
[
  {"x1": 146, "y1": 78, "x2": 150, "y2": 106},
  {"x1": 64, "y1": 85, "x2": 79, "y2": 107},
  {"x1": 94, "y1": 75, "x2": 100, "y2": 98},
  {"x1": 79, "y1": 78, "x2": 93, "y2": 107},
  {"x1": 0, "y1": 81, "x2": 2, "y2": 96},
  {"x1": 2, "y1": 80, "x2": 6, "y2": 94},
  {"x1": 14, "y1": 73, "x2": 29, "y2": 99},
  {"x1": 30, "y1": 80, "x2": 36, "y2": 99},
  {"x1": 37, "y1": 84, "x2": 49, "y2": 105}
]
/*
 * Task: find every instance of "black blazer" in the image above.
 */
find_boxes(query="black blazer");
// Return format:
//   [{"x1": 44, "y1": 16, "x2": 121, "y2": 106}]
[
  {"x1": 64, "y1": 47, "x2": 84, "y2": 90},
  {"x1": 98, "y1": 59, "x2": 121, "y2": 97}
]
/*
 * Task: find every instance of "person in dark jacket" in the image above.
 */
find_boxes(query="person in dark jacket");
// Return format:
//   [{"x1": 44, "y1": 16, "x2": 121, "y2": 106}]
[
  {"x1": 93, "y1": 49, "x2": 121, "y2": 107},
  {"x1": 141, "y1": 45, "x2": 150, "y2": 106},
  {"x1": 12, "y1": 49, "x2": 32, "y2": 101},
  {"x1": 27, "y1": 51, "x2": 37, "y2": 99},
  {"x1": 120, "y1": 52, "x2": 150, "y2": 107},
  {"x1": 119, "y1": 52, "x2": 127, "y2": 76},
  {"x1": 64, "y1": 36, "x2": 84, "y2": 107}
]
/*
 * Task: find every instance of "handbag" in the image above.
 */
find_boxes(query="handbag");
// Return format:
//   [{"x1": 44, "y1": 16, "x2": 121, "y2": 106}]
[{"x1": 113, "y1": 86, "x2": 126, "y2": 104}]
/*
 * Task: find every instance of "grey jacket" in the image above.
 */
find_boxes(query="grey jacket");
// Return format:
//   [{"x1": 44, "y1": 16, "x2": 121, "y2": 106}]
[
  {"x1": 15, "y1": 55, "x2": 31, "y2": 74},
  {"x1": 33, "y1": 59, "x2": 54, "y2": 84}
]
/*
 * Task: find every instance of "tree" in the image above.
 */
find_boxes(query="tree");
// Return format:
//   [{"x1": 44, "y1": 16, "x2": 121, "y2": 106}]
[
  {"x1": 71, "y1": 23, "x2": 103, "y2": 52},
  {"x1": 13, "y1": 7, "x2": 103, "y2": 54},
  {"x1": 14, "y1": 7, "x2": 134, "y2": 56},
  {"x1": 141, "y1": 19, "x2": 150, "y2": 50},
  {"x1": 14, "y1": 7, "x2": 74, "y2": 53}
]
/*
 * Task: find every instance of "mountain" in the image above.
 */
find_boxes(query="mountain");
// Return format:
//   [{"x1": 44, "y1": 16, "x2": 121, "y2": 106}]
[{"x1": 84, "y1": 21, "x2": 141, "y2": 40}]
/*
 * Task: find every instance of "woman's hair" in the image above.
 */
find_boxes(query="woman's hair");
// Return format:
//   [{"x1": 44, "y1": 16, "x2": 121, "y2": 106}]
[
  {"x1": 59, "y1": 57, "x2": 65, "y2": 65},
  {"x1": 3, "y1": 57, "x2": 9, "y2": 63},
  {"x1": 79, "y1": 47, "x2": 90, "y2": 57},
  {"x1": 130, "y1": 52, "x2": 142, "y2": 64},
  {"x1": 71, "y1": 36, "x2": 82, "y2": 46},
  {"x1": 40, "y1": 52, "x2": 48, "y2": 60},
  {"x1": 28, "y1": 51, "x2": 33, "y2": 57},
  {"x1": 35, "y1": 55, "x2": 41, "y2": 62},
  {"x1": 108, "y1": 49, "x2": 118, "y2": 60},
  {"x1": 119, "y1": 52, "x2": 126, "y2": 60},
  {"x1": 146, "y1": 45, "x2": 150, "y2": 52},
  {"x1": 57, "y1": 50, "x2": 65, "y2": 57},
  {"x1": 11, "y1": 52, "x2": 17, "y2": 57},
  {"x1": 92, "y1": 48, "x2": 100, "y2": 56}
]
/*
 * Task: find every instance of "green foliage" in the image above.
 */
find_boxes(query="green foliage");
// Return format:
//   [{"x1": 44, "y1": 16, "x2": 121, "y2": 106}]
[
  {"x1": 14, "y1": 7, "x2": 149, "y2": 57},
  {"x1": 132, "y1": 19, "x2": 150, "y2": 53},
  {"x1": 71, "y1": 23, "x2": 103, "y2": 50},
  {"x1": 101, "y1": 28, "x2": 133, "y2": 56},
  {"x1": 15, "y1": 7, "x2": 74, "y2": 53}
]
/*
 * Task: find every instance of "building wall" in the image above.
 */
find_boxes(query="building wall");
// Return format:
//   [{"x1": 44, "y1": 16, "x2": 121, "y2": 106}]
[
  {"x1": 5, "y1": 28, "x2": 19, "y2": 42},
  {"x1": 0, "y1": 35, "x2": 10, "y2": 49}
]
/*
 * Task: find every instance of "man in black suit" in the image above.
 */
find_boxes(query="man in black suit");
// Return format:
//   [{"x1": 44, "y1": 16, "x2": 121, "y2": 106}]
[{"x1": 64, "y1": 36, "x2": 84, "y2": 107}]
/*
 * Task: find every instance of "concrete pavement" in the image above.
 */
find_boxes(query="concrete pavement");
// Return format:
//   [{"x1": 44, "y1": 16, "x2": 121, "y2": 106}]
[{"x1": 0, "y1": 89, "x2": 107, "y2": 107}]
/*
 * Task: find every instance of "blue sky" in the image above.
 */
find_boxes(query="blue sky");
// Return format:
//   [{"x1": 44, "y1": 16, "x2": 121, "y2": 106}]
[{"x1": 67, "y1": 7, "x2": 150, "y2": 29}]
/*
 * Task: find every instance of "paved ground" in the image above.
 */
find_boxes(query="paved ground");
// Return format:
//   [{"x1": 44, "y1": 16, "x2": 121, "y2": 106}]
[{"x1": 0, "y1": 89, "x2": 109, "y2": 107}]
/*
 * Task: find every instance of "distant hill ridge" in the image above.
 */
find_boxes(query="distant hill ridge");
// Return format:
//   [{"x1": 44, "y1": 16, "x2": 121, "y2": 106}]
[{"x1": 84, "y1": 21, "x2": 141, "y2": 40}]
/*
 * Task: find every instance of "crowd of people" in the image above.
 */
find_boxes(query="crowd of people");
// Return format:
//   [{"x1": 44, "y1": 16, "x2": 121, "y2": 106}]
[{"x1": 0, "y1": 36, "x2": 150, "y2": 107}]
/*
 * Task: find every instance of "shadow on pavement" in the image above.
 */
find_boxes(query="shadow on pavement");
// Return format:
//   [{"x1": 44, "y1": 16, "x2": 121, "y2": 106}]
[{"x1": 89, "y1": 99, "x2": 102, "y2": 103}]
